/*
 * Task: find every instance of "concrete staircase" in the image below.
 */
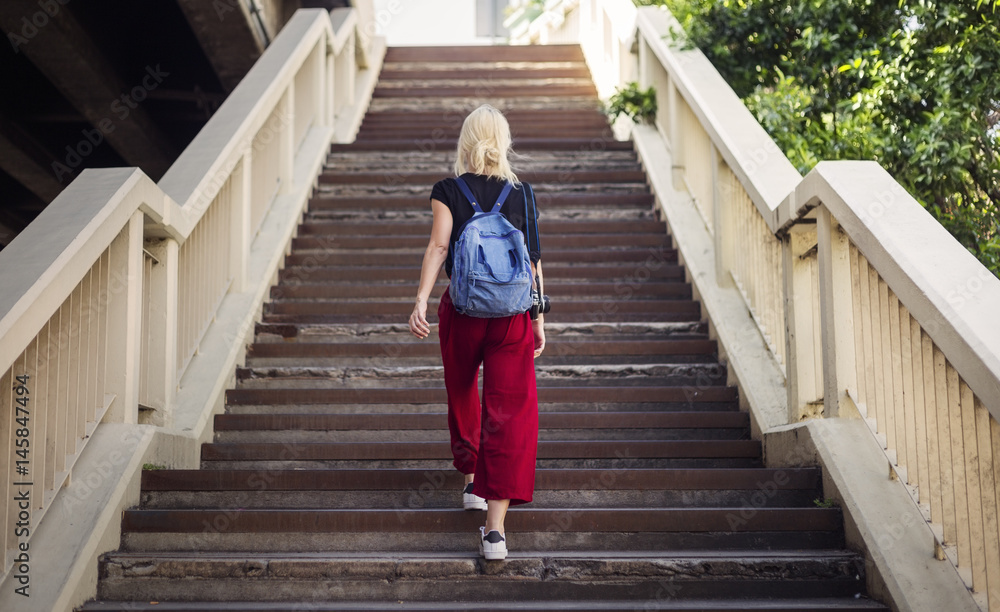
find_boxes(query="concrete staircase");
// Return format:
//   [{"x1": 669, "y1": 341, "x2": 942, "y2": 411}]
[{"x1": 80, "y1": 45, "x2": 887, "y2": 611}]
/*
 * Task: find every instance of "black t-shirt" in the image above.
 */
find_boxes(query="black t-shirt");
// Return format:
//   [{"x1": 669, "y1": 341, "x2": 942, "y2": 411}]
[{"x1": 430, "y1": 173, "x2": 541, "y2": 278}]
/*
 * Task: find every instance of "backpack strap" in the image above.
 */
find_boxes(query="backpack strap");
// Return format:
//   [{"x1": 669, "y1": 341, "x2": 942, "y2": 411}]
[
  {"x1": 453, "y1": 176, "x2": 485, "y2": 214},
  {"x1": 488, "y1": 182, "x2": 514, "y2": 213},
  {"x1": 524, "y1": 182, "x2": 540, "y2": 254},
  {"x1": 454, "y1": 176, "x2": 514, "y2": 214}
]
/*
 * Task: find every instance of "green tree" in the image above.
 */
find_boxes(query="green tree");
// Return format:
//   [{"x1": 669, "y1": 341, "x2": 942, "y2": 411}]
[{"x1": 640, "y1": 0, "x2": 1000, "y2": 275}]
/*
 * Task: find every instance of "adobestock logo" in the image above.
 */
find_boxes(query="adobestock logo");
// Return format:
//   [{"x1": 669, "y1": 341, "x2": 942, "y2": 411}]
[{"x1": 51, "y1": 64, "x2": 170, "y2": 183}]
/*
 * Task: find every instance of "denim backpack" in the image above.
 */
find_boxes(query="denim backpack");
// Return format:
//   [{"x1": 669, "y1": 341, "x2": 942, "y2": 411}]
[{"x1": 448, "y1": 176, "x2": 534, "y2": 318}]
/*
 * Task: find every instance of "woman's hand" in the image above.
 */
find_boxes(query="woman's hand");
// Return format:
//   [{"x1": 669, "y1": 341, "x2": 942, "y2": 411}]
[
  {"x1": 532, "y1": 318, "x2": 545, "y2": 358},
  {"x1": 409, "y1": 299, "x2": 431, "y2": 339}
]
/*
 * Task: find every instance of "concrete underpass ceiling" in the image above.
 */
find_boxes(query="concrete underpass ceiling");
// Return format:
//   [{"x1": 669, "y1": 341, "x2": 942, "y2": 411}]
[{"x1": 0, "y1": 0, "x2": 304, "y2": 250}]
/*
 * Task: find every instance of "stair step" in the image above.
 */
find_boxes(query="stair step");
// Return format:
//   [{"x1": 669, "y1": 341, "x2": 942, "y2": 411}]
[
  {"x1": 263, "y1": 299, "x2": 700, "y2": 318},
  {"x1": 225, "y1": 386, "x2": 737, "y2": 405},
  {"x1": 93, "y1": 551, "x2": 867, "y2": 603},
  {"x1": 290, "y1": 234, "x2": 667, "y2": 250},
  {"x1": 269, "y1": 282, "x2": 690, "y2": 301},
  {"x1": 295, "y1": 220, "x2": 665, "y2": 235},
  {"x1": 200, "y1": 440, "x2": 761, "y2": 462},
  {"x1": 319, "y1": 170, "x2": 643, "y2": 184},
  {"x1": 276, "y1": 263, "x2": 686, "y2": 283},
  {"x1": 377, "y1": 66, "x2": 595, "y2": 80},
  {"x1": 138, "y1": 468, "x2": 819, "y2": 510},
  {"x1": 82, "y1": 599, "x2": 887, "y2": 611},
  {"x1": 223, "y1": 401, "x2": 742, "y2": 415},
  {"x1": 121, "y1": 507, "x2": 841, "y2": 535},
  {"x1": 330, "y1": 138, "x2": 631, "y2": 152},
  {"x1": 247, "y1": 339, "x2": 717, "y2": 358},
  {"x1": 211, "y1": 412, "x2": 748, "y2": 431},
  {"x1": 384, "y1": 45, "x2": 586, "y2": 63},
  {"x1": 251, "y1": 321, "x2": 707, "y2": 341},
  {"x1": 308, "y1": 192, "x2": 652, "y2": 209},
  {"x1": 140, "y1": 468, "x2": 819, "y2": 492}
]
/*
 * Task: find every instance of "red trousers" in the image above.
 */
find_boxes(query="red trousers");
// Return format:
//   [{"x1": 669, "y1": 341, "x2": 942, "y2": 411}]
[{"x1": 437, "y1": 288, "x2": 539, "y2": 506}]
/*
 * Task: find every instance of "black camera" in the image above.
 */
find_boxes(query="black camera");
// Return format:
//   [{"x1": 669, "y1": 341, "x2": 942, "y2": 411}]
[{"x1": 529, "y1": 287, "x2": 550, "y2": 320}]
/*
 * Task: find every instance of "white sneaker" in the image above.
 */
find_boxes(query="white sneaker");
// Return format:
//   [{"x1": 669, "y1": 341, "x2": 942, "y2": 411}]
[
  {"x1": 479, "y1": 526, "x2": 507, "y2": 560},
  {"x1": 463, "y1": 483, "x2": 487, "y2": 511}
]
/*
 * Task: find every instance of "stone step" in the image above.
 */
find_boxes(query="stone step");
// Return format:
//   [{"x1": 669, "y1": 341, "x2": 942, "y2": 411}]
[
  {"x1": 295, "y1": 219, "x2": 665, "y2": 236},
  {"x1": 261, "y1": 312, "x2": 699, "y2": 325},
  {"x1": 224, "y1": 385, "x2": 736, "y2": 406},
  {"x1": 82, "y1": 598, "x2": 888, "y2": 611},
  {"x1": 93, "y1": 551, "x2": 868, "y2": 603},
  {"x1": 138, "y1": 468, "x2": 818, "y2": 510},
  {"x1": 139, "y1": 487, "x2": 816, "y2": 510},
  {"x1": 364, "y1": 96, "x2": 603, "y2": 115},
  {"x1": 290, "y1": 233, "x2": 667, "y2": 250},
  {"x1": 384, "y1": 45, "x2": 586, "y2": 63},
  {"x1": 251, "y1": 321, "x2": 707, "y2": 342},
  {"x1": 139, "y1": 466, "x2": 818, "y2": 493},
  {"x1": 269, "y1": 281, "x2": 689, "y2": 301},
  {"x1": 247, "y1": 339, "x2": 716, "y2": 358},
  {"x1": 231, "y1": 372, "x2": 727, "y2": 391},
  {"x1": 376, "y1": 77, "x2": 596, "y2": 90},
  {"x1": 373, "y1": 84, "x2": 598, "y2": 98},
  {"x1": 358, "y1": 126, "x2": 608, "y2": 140},
  {"x1": 141, "y1": 468, "x2": 822, "y2": 509},
  {"x1": 330, "y1": 138, "x2": 630, "y2": 152},
  {"x1": 302, "y1": 209, "x2": 659, "y2": 225},
  {"x1": 242, "y1": 357, "x2": 719, "y2": 370},
  {"x1": 318, "y1": 169, "x2": 643, "y2": 185},
  {"x1": 308, "y1": 192, "x2": 653, "y2": 210},
  {"x1": 200, "y1": 440, "x2": 761, "y2": 463},
  {"x1": 223, "y1": 400, "x2": 741, "y2": 415},
  {"x1": 208, "y1": 412, "x2": 745, "y2": 444},
  {"x1": 377, "y1": 65, "x2": 595, "y2": 80},
  {"x1": 275, "y1": 262, "x2": 685, "y2": 284},
  {"x1": 323, "y1": 161, "x2": 640, "y2": 175},
  {"x1": 325, "y1": 148, "x2": 634, "y2": 163},
  {"x1": 316, "y1": 182, "x2": 648, "y2": 198},
  {"x1": 119, "y1": 508, "x2": 844, "y2": 554},
  {"x1": 279, "y1": 247, "x2": 675, "y2": 267},
  {"x1": 211, "y1": 412, "x2": 747, "y2": 432},
  {"x1": 261, "y1": 300, "x2": 701, "y2": 323}
]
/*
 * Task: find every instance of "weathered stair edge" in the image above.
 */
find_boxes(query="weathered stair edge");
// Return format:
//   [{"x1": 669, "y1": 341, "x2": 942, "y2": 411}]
[
  {"x1": 632, "y1": 120, "x2": 975, "y2": 610},
  {"x1": 0, "y1": 19, "x2": 386, "y2": 612}
]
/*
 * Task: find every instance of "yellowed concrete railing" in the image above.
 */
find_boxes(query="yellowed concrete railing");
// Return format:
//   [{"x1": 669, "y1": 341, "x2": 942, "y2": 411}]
[
  {"x1": 0, "y1": 6, "x2": 383, "y2": 610},
  {"x1": 530, "y1": 1, "x2": 1000, "y2": 610}
]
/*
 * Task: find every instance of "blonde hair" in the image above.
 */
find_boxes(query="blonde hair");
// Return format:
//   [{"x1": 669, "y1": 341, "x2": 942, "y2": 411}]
[{"x1": 453, "y1": 104, "x2": 520, "y2": 185}]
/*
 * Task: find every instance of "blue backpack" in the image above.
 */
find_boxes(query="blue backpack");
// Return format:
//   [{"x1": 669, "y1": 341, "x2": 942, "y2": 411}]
[{"x1": 448, "y1": 176, "x2": 534, "y2": 318}]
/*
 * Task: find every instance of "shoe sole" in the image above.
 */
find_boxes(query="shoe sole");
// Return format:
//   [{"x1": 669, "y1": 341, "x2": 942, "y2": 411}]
[{"x1": 483, "y1": 549, "x2": 507, "y2": 560}]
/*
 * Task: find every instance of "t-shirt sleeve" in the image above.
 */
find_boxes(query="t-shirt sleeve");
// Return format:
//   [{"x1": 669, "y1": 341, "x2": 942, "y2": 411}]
[{"x1": 430, "y1": 178, "x2": 450, "y2": 205}]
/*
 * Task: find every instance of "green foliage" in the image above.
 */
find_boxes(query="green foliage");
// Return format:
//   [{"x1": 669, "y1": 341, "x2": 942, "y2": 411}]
[
  {"x1": 605, "y1": 82, "x2": 658, "y2": 124},
  {"x1": 642, "y1": 0, "x2": 1000, "y2": 276},
  {"x1": 813, "y1": 498, "x2": 837, "y2": 509}
]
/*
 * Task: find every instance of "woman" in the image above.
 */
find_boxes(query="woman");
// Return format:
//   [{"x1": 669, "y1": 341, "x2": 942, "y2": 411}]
[{"x1": 408, "y1": 104, "x2": 545, "y2": 561}]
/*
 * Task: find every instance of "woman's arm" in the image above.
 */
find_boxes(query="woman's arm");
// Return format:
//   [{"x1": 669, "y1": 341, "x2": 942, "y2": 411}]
[{"x1": 409, "y1": 199, "x2": 453, "y2": 338}]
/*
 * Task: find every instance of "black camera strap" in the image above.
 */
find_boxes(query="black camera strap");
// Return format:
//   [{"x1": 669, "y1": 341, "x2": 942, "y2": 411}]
[{"x1": 525, "y1": 182, "x2": 542, "y2": 294}]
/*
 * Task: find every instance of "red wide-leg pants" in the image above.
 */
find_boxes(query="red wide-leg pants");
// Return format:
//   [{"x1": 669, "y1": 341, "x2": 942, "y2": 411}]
[{"x1": 437, "y1": 289, "x2": 539, "y2": 506}]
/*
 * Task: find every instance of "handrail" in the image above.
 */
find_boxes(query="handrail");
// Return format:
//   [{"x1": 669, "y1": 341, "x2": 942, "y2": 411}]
[
  {"x1": 635, "y1": 8, "x2": 800, "y2": 225},
  {"x1": 787, "y1": 161, "x2": 1000, "y2": 421},
  {"x1": 0, "y1": 7, "x2": 381, "y2": 590}
]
